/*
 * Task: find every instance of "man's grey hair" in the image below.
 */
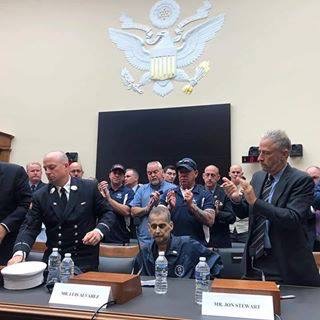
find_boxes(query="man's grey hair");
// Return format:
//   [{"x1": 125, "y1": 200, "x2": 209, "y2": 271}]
[
  {"x1": 261, "y1": 130, "x2": 292, "y2": 153},
  {"x1": 147, "y1": 161, "x2": 163, "y2": 170},
  {"x1": 148, "y1": 206, "x2": 171, "y2": 223},
  {"x1": 26, "y1": 161, "x2": 42, "y2": 170}
]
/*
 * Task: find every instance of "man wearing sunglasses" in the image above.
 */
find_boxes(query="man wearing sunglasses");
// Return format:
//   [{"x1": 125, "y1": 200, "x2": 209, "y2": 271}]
[{"x1": 133, "y1": 206, "x2": 222, "y2": 278}]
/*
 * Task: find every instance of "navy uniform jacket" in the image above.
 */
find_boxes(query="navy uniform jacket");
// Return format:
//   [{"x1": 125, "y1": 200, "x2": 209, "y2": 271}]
[
  {"x1": 233, "y1": 165, "x2": 320, "y2": 286},
  {"x1": 208, "y1": 185, "x2": 236, "y2": 248},
  {"x1": 161, "y1": 185, "x2": 213, "y2": 244},
  {"x1": 0, "y1": 162, "x2": 32, "y2": 265},
  {"x1": 133, "y1": 235, "x2": 223, "y2": 278},
  {"x1": 14, "y1": 177, "x2": 115, "y2": 272},
  {"x1": 103, "y1": 184, "x2": 134, "y2": 244}
]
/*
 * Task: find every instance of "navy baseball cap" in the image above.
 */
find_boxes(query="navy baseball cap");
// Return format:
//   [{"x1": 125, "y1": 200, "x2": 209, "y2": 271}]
[
  {"x1": 176, "y1": 158, "x2": 197, "y2": 171},
  {"x1": 110, "y1": 164, "x2": 125, "y2": 173}
]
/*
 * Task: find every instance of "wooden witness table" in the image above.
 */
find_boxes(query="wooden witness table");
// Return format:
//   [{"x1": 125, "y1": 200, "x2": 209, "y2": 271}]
[{"x1": 0, "y1": 277, "x2": 320, "y2": 320}]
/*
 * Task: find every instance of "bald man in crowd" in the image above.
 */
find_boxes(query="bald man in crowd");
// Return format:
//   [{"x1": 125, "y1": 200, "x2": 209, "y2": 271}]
[
  {"x1": 69, "y1": 162, "x2": 84, "y2": 178},
  {"x1": 9, "y1": 151, "x2": 115, "y2": 272},
  {"x1": 130, "y1": 161, "x2": 175, "y2": 246},
  {"x1": 228, "y1": 164, "x2": 249, "y2": 244}
]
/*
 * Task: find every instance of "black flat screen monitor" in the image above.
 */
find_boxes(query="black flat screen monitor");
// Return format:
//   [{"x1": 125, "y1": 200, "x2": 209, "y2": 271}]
[{"x1": 96, "y1": 103, "x2": 230, "y2": 183}]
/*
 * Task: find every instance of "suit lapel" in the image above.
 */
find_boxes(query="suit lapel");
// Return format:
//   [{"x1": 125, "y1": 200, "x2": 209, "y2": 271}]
[
  {"x1": 271, "y1": 164, "x2": 291, "y2": 205},
  {"x1": 62, "y1": 178, "x2": 80, "y2": 222},
  {"x1": 254, "y1": 171, "x2": 268, "y2": 198}
]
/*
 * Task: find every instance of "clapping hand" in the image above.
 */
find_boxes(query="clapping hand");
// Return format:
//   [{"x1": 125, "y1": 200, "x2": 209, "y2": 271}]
[{"x1": 98, "y1": 181, "x2": 110, "y2": 200}]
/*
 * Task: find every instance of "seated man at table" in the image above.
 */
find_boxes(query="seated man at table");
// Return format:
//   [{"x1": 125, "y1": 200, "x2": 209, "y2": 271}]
[{"x1": 133, "y1": 206, "x2": 223, "y2": 278}]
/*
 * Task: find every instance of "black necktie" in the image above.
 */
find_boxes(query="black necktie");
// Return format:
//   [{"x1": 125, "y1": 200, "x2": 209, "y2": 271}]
[
  {"x1": 31, "y1": 185, "x2": 36, "y2": 193},
  {"x1": 249, "y1": 175, "x2": 274, "y2": 259},
  {"x1": 60, "y1": 187, "x2": 67, "y2": 211}
]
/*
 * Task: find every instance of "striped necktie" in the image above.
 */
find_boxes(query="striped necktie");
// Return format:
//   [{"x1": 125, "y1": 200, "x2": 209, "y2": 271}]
[{"x1": 249, "y1": 175, "x2": 274, "y2": 259}]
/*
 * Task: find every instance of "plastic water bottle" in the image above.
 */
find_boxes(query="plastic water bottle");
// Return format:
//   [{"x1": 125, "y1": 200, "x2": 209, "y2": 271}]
[
  {"x1": 47, "y1": 248, "x2": 61, "y2": 284},
  {"x1": 195, "y1": 257, "x2": 210, "y2": 305},
  {"x1": 154, "y1": 251, "x2": 168, "y2": 294},
  {"x1": 60, "y1": 253, "x2": 74, "y2": 283}
]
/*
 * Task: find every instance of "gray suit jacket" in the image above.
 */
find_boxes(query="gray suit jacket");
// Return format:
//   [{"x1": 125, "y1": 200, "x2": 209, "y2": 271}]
[{"x1": 233, "y1": 164, "x2": 320, "y2": 286}]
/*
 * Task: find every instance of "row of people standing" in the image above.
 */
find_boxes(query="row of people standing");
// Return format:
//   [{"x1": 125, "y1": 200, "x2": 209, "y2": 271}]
[
  {"x1": 97, "y1": 129, "x2": 320, "y2": 286},
  {"x1": 96, "y1": 161, "x2": 248, "y2": 249},
  {"x1": 63, "y1": 158, "x2": 320, "y2": 251},
  {"x1": 1, "y1": 129, "x2": 320, "y2": 286},
  {"x1": 28, "y1": 158, "x2": 320, "y2": 252},
  {"x1": 25, "y1": 157, "x2": 248, "y2": 249}
]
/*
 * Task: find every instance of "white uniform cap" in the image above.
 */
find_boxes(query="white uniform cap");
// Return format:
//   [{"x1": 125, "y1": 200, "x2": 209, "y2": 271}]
[{"x1": 1, "y1": 261, "x2": 47, "y2": 290}]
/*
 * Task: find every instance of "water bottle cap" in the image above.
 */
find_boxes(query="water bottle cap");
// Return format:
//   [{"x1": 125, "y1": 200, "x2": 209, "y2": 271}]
[
  {"x1": 199, "y1": 257, "x2": 206, "y2": 262},
  {"x1": 158, "y1": 251, "x2": 165, "y2": 256},
  {"x1": 52, "y1": 248, "x2": 58, "y2": 252},
  {"x1": 64, "y1": 253, "x2": 71, "y2": 257}
]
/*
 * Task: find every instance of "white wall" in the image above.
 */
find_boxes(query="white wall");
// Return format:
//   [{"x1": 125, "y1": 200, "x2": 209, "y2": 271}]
[{"x1": 0, "y1": 0, "x2": 319, "y2": 180}]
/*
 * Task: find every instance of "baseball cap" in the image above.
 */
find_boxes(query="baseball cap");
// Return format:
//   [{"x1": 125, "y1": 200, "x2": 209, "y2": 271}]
[
  {"x1": 110, "y1": 164, "x2": 125, "y2": 173},
  {"x1": 176, "y1": 158, "x2": 197, "y2": 171}
]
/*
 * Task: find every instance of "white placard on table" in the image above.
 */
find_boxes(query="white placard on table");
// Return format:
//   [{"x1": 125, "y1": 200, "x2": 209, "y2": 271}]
[
  {"x1": 49, "y1": 283, "x2": 111, "y2": 308},
  {"x1": 202, "y1": 292, "x2": 274, "y2": 320}
]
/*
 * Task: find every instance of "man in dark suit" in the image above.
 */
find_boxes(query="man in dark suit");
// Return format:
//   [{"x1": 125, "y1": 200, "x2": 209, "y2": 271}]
[
  {"x1": 222, "y1": 130, "x2": 320, "y2": 286},
  {"x1": 203, "y1": 165, "x2": 236, "y2": 248},
  {"x1": 26, "y1": 162, "x2": 46, "y2": 192},
  {"x1": 8, "y1": 151, "x2": 115, "y2": 272},
  {"x1": 0, "y1": 162, "x2": 32, "y2": 265}
]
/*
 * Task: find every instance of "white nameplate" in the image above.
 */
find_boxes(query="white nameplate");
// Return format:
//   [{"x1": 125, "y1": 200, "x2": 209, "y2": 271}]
[
  {"x1": 49, "y1": 283, "x2": 111, "y2": 308},
  {"x1": 202, "y1": 292, "x2": 274, "y2": 320}
]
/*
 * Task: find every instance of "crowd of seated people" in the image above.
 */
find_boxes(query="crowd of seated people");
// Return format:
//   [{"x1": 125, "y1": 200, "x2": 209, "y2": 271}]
[{"x1": 1, "y1": 130, "x2": 320, "y2": 285}]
